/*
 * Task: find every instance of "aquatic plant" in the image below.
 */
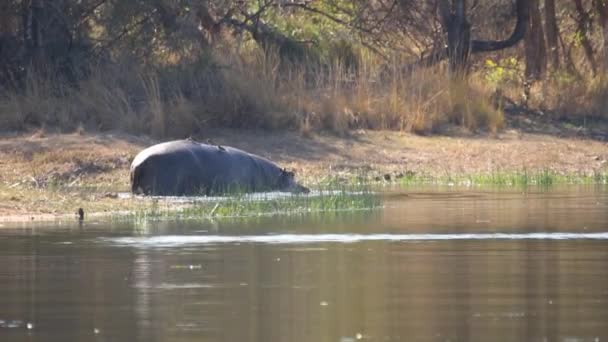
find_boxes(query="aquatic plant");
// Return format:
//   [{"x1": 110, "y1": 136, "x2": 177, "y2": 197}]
[
  {"x1": 395, "y1": 169, "x2": 608, "y2": 187},
  {"x1": 119, "y1": 185, "x2": 381, "y2": 223}
]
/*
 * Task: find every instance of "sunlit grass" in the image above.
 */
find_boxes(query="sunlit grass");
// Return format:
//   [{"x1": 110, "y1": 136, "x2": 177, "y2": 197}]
[
  {"x1": 3, "y1": 166, "x2": 607, "y2": 223},
  {"x1": 119, "y1": 184, "x2": 381, "y2": 223},
  {"x1": 303, "y1": 169, "x2": 608, "y2": 188},
  {"x1": 394, "y1": 169, "x2": 608, "y2": 187}
]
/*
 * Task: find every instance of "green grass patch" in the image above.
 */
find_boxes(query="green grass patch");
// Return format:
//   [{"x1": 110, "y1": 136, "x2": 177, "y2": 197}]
[
  {"x1": 120, "y1": 185, "x2": 381, "y2": 223},
  {"x1": 307, "y1": 169, "x2": 608, "y2": 188},
  {"x1": 397, "y1": 169, "x2": 608, "y2": 187}
]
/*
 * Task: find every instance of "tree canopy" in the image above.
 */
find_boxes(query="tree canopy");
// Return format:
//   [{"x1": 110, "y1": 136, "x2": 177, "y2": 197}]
[{"x1": 2, "y1": 1, "x2": 608, "y2": 134}]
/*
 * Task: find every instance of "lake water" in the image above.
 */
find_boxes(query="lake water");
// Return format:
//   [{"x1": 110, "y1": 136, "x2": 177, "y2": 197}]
[{"x1": 1, "y1": 185, "x2": 608, "y2": 341}]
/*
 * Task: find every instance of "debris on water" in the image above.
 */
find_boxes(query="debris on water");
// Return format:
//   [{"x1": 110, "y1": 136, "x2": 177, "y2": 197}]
[
  {"x1": 94, "y1": 328, "x2": 100, "y2": 334},
  {"x1": 157, "y1": 283, "x2": 214, "y2": 289},
  {"x1": 341, "y1": 335, "x2": 363, "y2": 342},
  {"x1": 275, "y1": 257, "x2": 281, "y2": 262},
  {"x1": 7, "y1": 321, "x2": 21, "y2": 328},
  {"x1": 26, "y1": 322, "x2": 33, "y2": 330},
  {"x1": 239, "y1": 282, "x2": 248, "y2": 286},
  {"x1": 170, "y1": 264, "x2": 202, "y2": 270},
  {"x1": 472, "y1": 311, "x2": 525, "y2": 319},
  {"x1": 0, "y1": 320, "x2": 23, "y2": 328},
  {"x1": 320, "y1": 301, "x2": 329, "y2": 306}
]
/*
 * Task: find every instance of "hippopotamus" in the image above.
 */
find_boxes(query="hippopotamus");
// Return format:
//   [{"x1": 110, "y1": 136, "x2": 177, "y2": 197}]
[{"x1": 130, "y1": 139, "x2": 309, "y2": 196}]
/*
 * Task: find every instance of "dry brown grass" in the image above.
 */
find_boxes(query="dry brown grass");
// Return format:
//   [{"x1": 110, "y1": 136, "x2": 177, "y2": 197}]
[
  {"x1": 0, "y1": 49, "x2": 510, "y2": 137},
  {"x1": 5, "y1": 47, "x2": 608, "y2": 139},
  {"x1": 545, "y1": 74, "x2": 608, "y2": 120}
]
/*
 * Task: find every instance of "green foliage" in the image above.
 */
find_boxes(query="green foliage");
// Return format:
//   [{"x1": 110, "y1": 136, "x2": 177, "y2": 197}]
[
  {"x1": 550, "y1": 69, "x2": 579, "y2": 87},
  {"x1": 258, "y1": 1, "x2": 359, "y2": 64},
  {"x1": 482, "y1": 57, "x2": 521, "y2": 86}
]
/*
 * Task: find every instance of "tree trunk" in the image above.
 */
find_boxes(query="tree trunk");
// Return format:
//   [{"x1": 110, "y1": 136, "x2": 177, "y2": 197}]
[
  {"x1": 524, "y1": 0, "x2": 546, "y2": 80},
  {"x1": 595, "y1": 0, "x2": 608, "y2": 70},
  {"x1": 574, "y1": 0, "x2": 597, "y2": 75},
  {"x1": 23, "y1": 0, "x2": 44, "y2": 61},
  {"x1": 544, "y1": 0, "x2": 560, "y2": 70},
  {"x1": 438, "y1": 0, "x2": 471, "y2": 78},
  {"x1": 411, "y1": 0, "x2": 528, "y2": 73}
]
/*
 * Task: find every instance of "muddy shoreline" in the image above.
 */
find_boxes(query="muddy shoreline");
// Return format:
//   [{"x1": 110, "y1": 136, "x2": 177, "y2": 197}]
[{"x1": 1, "y1": 128, "x2": 607, "y2": 223}]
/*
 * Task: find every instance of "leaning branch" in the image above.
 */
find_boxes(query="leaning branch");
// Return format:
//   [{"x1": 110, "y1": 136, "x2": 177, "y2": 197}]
[
  {"x1": 93, "y1": 13, "x2": 153, "y2": 57},
  {"x1": 470, "y1": 0, "x2": 529, "y2": 52},
  {"x1": 407, "y1": 0, "x2": 528, "y2": 70}
]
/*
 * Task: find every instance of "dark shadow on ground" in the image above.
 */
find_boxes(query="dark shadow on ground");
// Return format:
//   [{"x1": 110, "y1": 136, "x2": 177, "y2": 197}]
[
  {"x1": 501, "y1": 98, "x2": 608, "y2": 141},
  {"x1": 194, "y1": 128, "x2": 383, "y2": 164}
]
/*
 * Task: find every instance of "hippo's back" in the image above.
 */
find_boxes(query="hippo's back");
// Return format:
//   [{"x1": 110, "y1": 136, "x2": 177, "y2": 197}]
[
  {"x1": 130, "y1": 140, "x2": 283, "y2": 195},
  {"x1": 130, "y1": 140, "x2": 198, "y2": 172}
]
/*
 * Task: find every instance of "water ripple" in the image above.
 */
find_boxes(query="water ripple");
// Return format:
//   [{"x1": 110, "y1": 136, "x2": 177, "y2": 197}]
[{"x1": 100, "y1": 232, "x2": 608, "y2": 247}]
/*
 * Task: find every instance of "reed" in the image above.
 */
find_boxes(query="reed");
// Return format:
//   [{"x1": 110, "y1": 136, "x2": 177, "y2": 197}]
[
  {"x1": 121, "y1": 187, "x2": 381, "y2": 222},
  {"x1": 397, "y1": 170, "x2": 608, "y2": 187}
]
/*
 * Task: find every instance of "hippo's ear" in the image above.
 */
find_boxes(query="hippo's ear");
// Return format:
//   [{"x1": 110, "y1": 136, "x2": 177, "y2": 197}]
[{"x1": 281, "y1": 168, "x2": 295, "y2": 178}]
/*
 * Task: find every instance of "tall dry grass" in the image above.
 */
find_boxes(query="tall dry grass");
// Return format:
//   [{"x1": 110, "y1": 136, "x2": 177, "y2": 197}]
[
  {"x1": 534, "y1": 71, "x2": 608, "y2": 122},
  {"x1": 9, "y1": 47, "x2": 604, "y2": 137}
]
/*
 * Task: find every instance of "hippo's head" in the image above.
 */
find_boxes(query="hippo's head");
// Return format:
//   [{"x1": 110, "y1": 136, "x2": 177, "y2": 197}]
[{"x1": 279, "y1": 169, "x2": 310, "y2": 194}]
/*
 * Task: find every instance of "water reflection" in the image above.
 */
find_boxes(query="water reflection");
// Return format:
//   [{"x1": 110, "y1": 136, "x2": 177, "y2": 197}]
[{"x1": 0, "y1": 186, "x2": 607, "y2": 341}]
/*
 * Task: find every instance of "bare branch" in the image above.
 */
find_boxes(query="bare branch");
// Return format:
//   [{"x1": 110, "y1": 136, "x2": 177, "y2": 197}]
[
  {"x1": 76, "y1": 0, "x2": 109, "y2": 29},
  {"x1": 470, "y1": 0, "x2": 528, "y2": 52}
]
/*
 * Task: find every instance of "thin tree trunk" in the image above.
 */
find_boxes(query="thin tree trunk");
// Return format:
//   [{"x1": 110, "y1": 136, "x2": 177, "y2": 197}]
[
  {"x1": 438, "y1": 0, "x2": 471, "y2": 78},
  {"x1": 524, "y1": 0, "x2": 546, "y2": 80},
  {"x1": 544, "y1": 0, "x2": 560, "y2": 70},
  {"x1": 595, "y1": 0, "x2": 608, "y2": 70},
  {"x1": 574, "y1": 0, "x2": 597, "y2": 75},
  {"x1": 22, "y1": 0, "x2": 45, "y2": 67},
  {"x1": 23, "y1": 0, "x2": 43, "y2": 50}
]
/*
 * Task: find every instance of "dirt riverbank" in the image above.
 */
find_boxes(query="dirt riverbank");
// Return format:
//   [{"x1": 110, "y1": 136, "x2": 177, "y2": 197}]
[{"x1": 1, "y1": 127, "x2": 607, "y2": 222}]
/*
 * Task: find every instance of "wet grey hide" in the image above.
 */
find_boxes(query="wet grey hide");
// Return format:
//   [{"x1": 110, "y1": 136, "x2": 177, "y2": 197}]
[{"x1": 130, "y1": 139, "x2": 309, "y2": 196}]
